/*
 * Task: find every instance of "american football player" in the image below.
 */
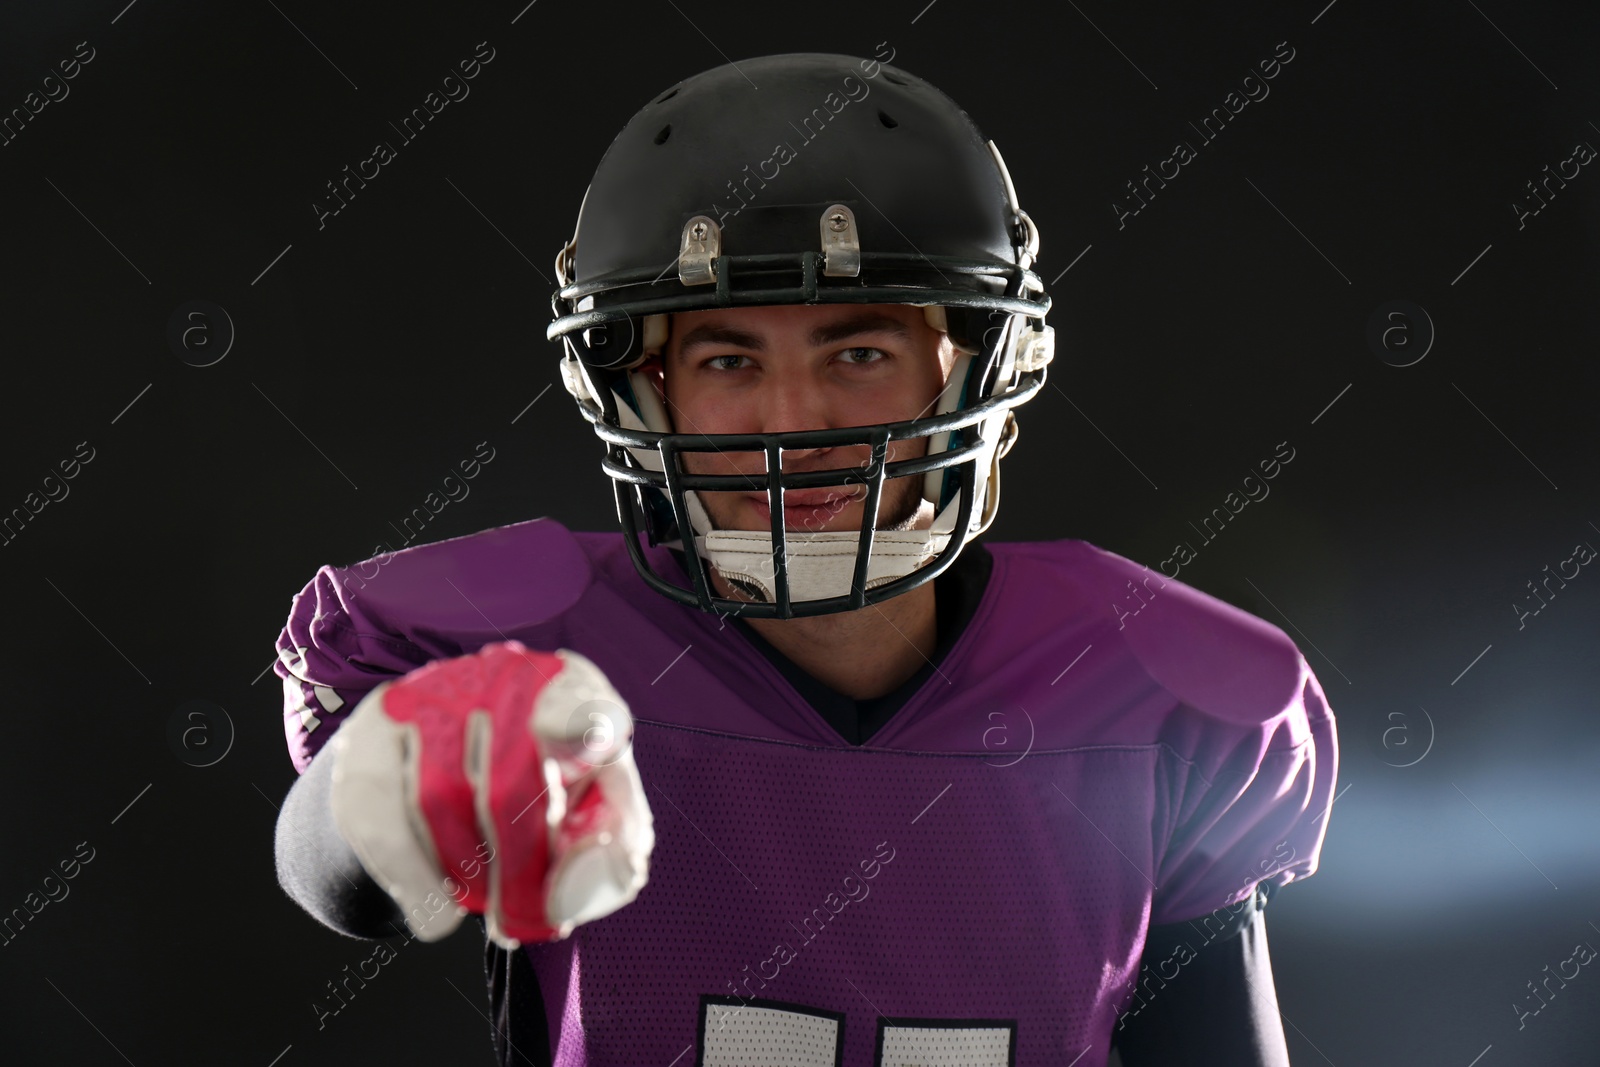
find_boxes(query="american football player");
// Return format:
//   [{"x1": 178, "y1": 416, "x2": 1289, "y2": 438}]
[{"x1": 272, "y1": 51, "x2": 1337, "y2": 1067}]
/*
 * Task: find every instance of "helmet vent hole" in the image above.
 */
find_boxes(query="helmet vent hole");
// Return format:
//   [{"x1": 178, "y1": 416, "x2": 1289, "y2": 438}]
[
  {"x1": 654, "y1": 124, "x2": 672, "y2": 145},
  {"x1": 877, "y1": 109, "x2": 898, "y2": 129},
  {"x1": 653, "y1": 86, "x2": 680, "y2": 104}
]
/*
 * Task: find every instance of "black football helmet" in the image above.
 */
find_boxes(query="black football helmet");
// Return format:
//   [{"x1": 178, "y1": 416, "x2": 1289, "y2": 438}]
[{"x1": 548, "y1": 51, "x2": 1055, "y2": 619}]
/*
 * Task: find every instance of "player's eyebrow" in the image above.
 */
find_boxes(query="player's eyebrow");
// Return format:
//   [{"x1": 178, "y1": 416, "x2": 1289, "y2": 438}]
[
  {"x1": 807, "y1": 313, "x2": 914, "y2": 349},
  {"x1": 675, "y1": 324, "x2": 764, "y2": 362},
  {"x1": 675, "y1": 313, "x2": 914, "y2": 365}
]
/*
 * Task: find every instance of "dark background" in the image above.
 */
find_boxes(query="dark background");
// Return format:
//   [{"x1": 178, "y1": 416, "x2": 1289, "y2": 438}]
[{"x1": 1, "y1": 0, "x2": 1597, "y2": 1063}]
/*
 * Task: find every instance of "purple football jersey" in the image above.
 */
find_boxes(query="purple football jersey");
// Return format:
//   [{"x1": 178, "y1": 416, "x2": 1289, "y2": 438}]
[{"x1": 273, "y1": 517, "x2": 1338, "y2": 1066}]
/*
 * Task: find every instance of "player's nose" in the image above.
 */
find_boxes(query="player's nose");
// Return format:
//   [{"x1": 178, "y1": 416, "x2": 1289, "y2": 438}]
[
  {"x1": 753, "y1": 373, "x2": 843, "y2": 473},
  {"x1": 756, "y1": 368, "x2": 835, "y2": 440}
]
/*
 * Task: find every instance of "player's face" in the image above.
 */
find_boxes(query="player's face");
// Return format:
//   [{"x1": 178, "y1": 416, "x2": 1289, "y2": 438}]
[{"x1": 641, "y1": 303, "x2": 956, "y2": 535}]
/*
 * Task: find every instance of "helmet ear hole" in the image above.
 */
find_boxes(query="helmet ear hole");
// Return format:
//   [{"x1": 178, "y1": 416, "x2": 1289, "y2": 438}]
[
  {"x1": 579, "y1": 314, "x2": 646, "y2": 372},
  {"x1": 942, "y1": 305, "x2": 989, "y2": 355},
  {"x1": 923, "y1": 305, "x2": 982, "y2": 355}
]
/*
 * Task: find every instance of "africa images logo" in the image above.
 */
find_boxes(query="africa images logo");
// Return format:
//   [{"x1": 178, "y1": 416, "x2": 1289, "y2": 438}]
[
  {"x1": 312, "y1": 41, "x2": 496, "y2": 230},
  {"x1": 1112, "y1": 40, "x2": 1296, "y2": 229}
]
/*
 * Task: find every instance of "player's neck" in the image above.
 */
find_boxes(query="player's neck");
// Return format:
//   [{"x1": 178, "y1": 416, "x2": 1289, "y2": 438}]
[{"x1": 724, "y1": 575, "x2": 938, "y2": 701}]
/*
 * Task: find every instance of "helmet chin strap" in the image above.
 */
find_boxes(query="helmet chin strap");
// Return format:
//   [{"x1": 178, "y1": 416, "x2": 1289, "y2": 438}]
[{"x1": 682, "y1": 489, "x2": 963, "y2": 605}]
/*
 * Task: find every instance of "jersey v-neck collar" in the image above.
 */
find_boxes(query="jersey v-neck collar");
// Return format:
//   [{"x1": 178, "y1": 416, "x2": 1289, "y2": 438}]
[{"x1": 667, "y1": 541, "x2": 995, "y2": 747}]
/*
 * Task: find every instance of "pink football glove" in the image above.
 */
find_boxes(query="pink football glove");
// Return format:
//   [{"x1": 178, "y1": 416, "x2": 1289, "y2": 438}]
[{"x1": 328, "y1": 640, "x2": 654, "y2": 949}]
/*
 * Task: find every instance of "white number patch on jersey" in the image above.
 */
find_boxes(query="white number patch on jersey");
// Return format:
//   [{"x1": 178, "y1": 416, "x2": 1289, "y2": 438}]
[
  {"x1": 877, "y1": 1017, "x2": 1015, "y2": 1066},
  {"x1": 697, "y1": 996, "x2": 1016, "y2": 1066},
  {"x1": 698, "y1": 997, "x2": 845, "y2": 1067}
]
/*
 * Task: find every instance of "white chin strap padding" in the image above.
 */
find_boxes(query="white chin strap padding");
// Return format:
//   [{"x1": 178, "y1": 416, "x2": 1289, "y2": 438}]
[
  {"x1": 686, "y1": 468, "x2": 973, "y2": 607},
  {"x1": 693, "y1": 526, "x2": 954, "y2": 604}
]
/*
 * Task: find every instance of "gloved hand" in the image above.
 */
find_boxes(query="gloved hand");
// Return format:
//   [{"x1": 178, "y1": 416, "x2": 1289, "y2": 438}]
[{"x1": 327, "y1": 640, "x2": 654, "y2": 949}]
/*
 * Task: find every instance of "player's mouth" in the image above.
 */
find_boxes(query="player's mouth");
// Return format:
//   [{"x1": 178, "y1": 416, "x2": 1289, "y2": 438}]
[{"x1": 746, "y1": 488, "x2": 863, "y2": 528}]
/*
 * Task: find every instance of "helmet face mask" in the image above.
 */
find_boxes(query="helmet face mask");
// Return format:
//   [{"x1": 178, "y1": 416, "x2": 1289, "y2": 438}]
[
  {"x1": 641, "y1": 302, "x2": 956, "y2": 532},
  {"x1": 547, "y1": 53, "x2": 1056, "y2": 620}
]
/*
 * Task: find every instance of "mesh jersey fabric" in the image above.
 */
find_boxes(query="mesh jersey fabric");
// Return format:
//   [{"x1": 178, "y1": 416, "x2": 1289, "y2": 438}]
[{"x1": 272, "y1": 517, "x2": 1338, "y2": 1066}]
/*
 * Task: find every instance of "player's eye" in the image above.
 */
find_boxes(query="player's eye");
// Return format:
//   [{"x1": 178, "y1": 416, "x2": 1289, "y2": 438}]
[
  {"x1": 837, "y1": 347, "x2": 890, "y2": 366},
  {"x1": 702, "y1": 354, "x2": 752, "y2": 371}
]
